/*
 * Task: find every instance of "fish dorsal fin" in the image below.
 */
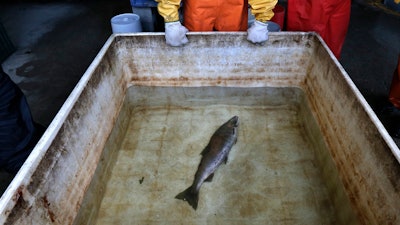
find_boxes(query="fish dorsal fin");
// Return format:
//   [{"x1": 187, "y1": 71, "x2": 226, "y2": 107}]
[
  {"x1": 200, "y1": 144, "x2": 210, "y2": 156},
  {"x1": 205, "y1": 173, "x2": 214, "y2": 182}
]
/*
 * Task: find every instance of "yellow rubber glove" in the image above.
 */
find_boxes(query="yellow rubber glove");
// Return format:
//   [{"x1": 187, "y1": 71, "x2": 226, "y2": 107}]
[{"x1": 249, "y1": 0, "x2": 278, "y2": 22}]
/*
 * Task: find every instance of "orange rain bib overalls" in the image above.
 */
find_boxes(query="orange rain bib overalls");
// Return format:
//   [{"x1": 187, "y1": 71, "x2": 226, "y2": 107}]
[
  {"x1": 184, "y1": 0, "x2": 248, "y2": 31},
  {"x1": 157, "y1": 0, "x2": 277, "y2": 31}
]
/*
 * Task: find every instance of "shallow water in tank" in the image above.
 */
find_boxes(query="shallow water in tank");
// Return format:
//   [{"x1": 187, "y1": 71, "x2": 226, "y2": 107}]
[{"x1": 74, "y1": 86, "x2": 360, "y2": 225}]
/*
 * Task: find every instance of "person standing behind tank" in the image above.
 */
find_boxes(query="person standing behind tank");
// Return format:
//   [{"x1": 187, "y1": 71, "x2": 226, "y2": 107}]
[
  {"x1": 286, "y1": 0, "x2": 351, "y2": 59},
  {"x1": 156, "y1": 0, "x2": 278, "y2": 46},
  {"x1": 0, "y1": 68, "x2": 45, "y2": 174}
]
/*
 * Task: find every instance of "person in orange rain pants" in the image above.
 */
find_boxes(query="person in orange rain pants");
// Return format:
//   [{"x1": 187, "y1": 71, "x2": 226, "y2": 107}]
[
  {"x1": 156, "y1": 0, "x2": 278, "y2": 46},
  {"x1": 286, "y1": 0, "x2": 351, "y2": 59}
]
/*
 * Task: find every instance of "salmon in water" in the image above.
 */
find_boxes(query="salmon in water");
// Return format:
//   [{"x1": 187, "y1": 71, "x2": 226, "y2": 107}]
[{"x1": 175, "y1": 116, "x2": 239, "y2": 210}]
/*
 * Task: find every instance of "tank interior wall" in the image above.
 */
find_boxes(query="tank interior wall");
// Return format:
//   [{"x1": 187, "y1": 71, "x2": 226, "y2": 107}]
[
  {"x1": 115, "y1": 33, "x2": 314, "y2": 88},
  {"x1": 73, "y1": 99, "x2": 131, "y2": 225},
  {"x1": 297, "y1": 94, "x2": 359, "y2": 225},
  {"x1": 302, "y1": 41, "x2": 400, "y2": 224}
]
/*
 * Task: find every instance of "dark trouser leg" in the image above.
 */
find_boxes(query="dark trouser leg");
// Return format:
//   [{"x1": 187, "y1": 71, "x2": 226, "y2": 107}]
[{"x1": 0, "y1": 69, "x2": 36, "y2": 174}]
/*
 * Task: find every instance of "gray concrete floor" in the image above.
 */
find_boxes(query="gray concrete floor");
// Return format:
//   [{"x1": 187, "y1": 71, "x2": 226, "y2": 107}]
[{"x1": 0, "y1": 0, "x2": 399, "y2": 194}]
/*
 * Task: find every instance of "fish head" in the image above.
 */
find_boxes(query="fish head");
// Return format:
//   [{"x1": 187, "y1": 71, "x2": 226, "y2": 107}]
[{"x1": 228, "y1": 116, "x2": 239, "y2": 128}]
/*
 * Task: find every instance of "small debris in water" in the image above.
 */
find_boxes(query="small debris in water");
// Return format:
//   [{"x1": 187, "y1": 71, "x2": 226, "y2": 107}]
[{"x1": 139, "y1": 176, "x2": 144, "y2": 184}]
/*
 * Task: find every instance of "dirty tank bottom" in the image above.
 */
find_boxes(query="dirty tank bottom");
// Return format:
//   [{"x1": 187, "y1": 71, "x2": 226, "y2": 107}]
[{"x1": 75, "y1": 87, "x2": 359, "y2": 225}]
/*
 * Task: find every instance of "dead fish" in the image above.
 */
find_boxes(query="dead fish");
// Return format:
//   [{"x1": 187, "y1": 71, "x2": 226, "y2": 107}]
[{"x1": 175, "y1": 116, "x2": 239, "y2": 210}]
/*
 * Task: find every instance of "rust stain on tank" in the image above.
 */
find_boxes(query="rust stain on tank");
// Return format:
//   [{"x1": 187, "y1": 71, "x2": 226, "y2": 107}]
[
  {"x1": 12, "y1": 186, "x2": 24, "y2": 203},
  {"x1": 4, "y1": 185, "x2": 32, "y2": 224},
  {"x1": 128, "y1": 75, "x2": 303, "y2": 87},
  {"x1": 42, "y1": 196, "x2": 56, "y2": 223}
]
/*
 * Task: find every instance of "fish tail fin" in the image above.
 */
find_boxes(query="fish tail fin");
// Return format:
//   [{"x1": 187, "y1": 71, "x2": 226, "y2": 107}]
[{"x1": 175, "y1": 186, "x2": 199, "y2": 210}]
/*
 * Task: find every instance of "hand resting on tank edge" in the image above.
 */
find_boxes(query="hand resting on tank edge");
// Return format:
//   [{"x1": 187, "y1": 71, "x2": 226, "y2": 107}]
[
  {"x1": 165, "y1": 21, "x2": 189, "y2": 47},
  {"x1": 247, "y1": 20, "x2": 269, "y2": 45}
]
